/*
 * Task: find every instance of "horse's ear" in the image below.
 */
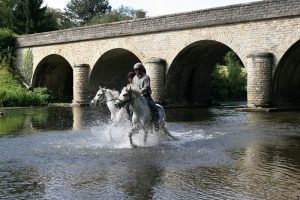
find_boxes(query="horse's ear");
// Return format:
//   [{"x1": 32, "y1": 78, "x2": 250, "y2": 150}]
[{"x1": 99, "y1": 86, "x2": 102, "y2": 90}]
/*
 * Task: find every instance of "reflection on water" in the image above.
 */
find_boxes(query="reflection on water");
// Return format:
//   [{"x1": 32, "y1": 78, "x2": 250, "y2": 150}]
[{"x1": 0, "y1": 106, "x2": 300, "y2": 199}]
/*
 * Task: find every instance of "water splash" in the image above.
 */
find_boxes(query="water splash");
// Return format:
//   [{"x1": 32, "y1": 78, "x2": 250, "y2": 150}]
[{"x1": 91, "y1": 122, "x2": 166, "y2": 149}]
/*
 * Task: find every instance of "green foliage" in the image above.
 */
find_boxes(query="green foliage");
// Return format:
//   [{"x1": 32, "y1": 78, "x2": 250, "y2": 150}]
[
  {"x1": 64, "y1": 0, "x2": 111, "y2": 24},
  {"x1": 47, "y1": 8, "x2": 75, "y2": 29},
  {"x1": 15, "y1": 0, "x2": 59, "y2": 34},
  {"x1": 89, "y1": 5, "x2": 147, "y2": 25},
  {"x1": 0, "y1": 68, "x2": 52, "y2": 107},
  {"x1": 211, "y1": 51, "x2": 247, "y2": 101},
  {"x1": 0, "y1": 0, "x2": 18, "y2": 31},
  {"x1": 0, "y1": 28, "x2": 15, "y2": 66},
  {"x1": 0, "y1": 0, "x2": 59, "y2": 34},
  {"x1": 22, "y1": 48, "x2": 33, "y2": 84},
  {"x1": 1, "y1": 0, "x2": 147, "y2": 32}
]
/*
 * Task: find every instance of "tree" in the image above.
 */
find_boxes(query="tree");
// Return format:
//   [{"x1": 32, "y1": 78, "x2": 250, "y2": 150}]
[
  {"x1": 47, "y1": 8, "x2": 74, "y2": 30},
  {"x1": 0, "y1": 28, "x2": 15, "y2": 67},
  {"x1": 0, "y1": 0, "x2": 59, "y2": 34},
  {"x1": 88, "y1": 6, "x2": 147, "y2": 25},
  {"x1": 0, "y1": 0, "x2": 18, "y2": 31},
  {"x1": 210, "y1": 51, "x2": 247, "y2": 101},
  {"x1": 14, "y1": 0, "x2": 59, "y2": 34},
  {"x1": 64, "y1": 0, "x2": 111, "y2": 24},
  {"x1": 225, "y1": 51, "x2": 246, "y2": 99}
]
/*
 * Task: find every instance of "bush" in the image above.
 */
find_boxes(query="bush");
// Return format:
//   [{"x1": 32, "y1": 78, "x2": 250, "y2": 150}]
[
  {"x1": 211, "y1": 51, "x2": 247, "y2": 101},
  {"x1": 0, "y1": 69, "x2": 53, "y2": 107},
  {"x1": 0, "y1": 88, "x2": 51, "y2": 107},
  {"x1": 0, "y1": 28, "x2": 15, "y2": 67}
]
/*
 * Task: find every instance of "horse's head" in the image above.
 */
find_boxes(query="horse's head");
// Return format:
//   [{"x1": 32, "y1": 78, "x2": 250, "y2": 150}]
[
  {"x1": 115, "y1": 84, "x2": 134, "y2": 109},
  {"x1": 90, "y1": 86, "x2": 106, "y2": 106}
]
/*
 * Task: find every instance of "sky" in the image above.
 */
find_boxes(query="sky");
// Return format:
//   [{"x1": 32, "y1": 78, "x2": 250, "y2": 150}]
[{"x1": 43, "y1": 0, "x2": 262, "y2": 17}]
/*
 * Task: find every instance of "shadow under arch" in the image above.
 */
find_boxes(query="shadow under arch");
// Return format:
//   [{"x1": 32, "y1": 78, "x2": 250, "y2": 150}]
[
  {"x1": 89, "y1": 48, "x2": 141, "y2": 93},
  {"x1": 166, "y1": 40, "x2": 244, "y2": 106},
  {"x1": 273, "y1": 39, "x2": 300, "y2": 108},
  {"x1": 32, "y1": 54, "x2": 73, "y2": 102}
]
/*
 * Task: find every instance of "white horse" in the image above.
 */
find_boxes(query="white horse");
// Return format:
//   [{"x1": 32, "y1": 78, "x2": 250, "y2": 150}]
[
  {"x1": 90, "y1": 87, "x2": 131, "y2": 125},
  {"x1": 115, "y1": 84, "x2": 176, "y2": 148}
]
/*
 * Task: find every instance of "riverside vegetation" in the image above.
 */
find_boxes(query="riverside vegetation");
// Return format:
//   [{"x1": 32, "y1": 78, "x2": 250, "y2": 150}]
[{"x1": 0, "y1": 28, "x2": 52, "y2": 107}]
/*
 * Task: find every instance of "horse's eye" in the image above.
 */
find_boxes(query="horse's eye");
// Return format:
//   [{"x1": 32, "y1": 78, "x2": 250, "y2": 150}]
[{"x1": 123, "y1": 94, "x2": 128, "y2": 97}]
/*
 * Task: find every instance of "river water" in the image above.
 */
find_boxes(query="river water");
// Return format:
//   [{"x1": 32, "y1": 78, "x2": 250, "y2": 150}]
[{"x1": 0, "y1": 106, "x2": 299, "y2": 200}]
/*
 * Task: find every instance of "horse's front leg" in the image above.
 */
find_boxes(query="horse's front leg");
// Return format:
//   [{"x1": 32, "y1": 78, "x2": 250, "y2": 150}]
[
  {"x1": 143, "y1": 129, "x2": 149, "y2": 145},
  {"x1": 129, "y1": 125, "x2": 140, "y2": 148},
  {"x1": 108, "y1": 121, "x2": 118, "y2": 143}
]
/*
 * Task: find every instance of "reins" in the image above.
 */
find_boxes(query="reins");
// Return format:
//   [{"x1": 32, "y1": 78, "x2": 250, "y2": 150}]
[{"x1": 116, "y1": 87, "x2": 138, "y2": 106}]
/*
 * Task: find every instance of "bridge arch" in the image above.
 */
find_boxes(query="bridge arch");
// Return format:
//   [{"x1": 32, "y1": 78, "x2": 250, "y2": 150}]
[
  {"x1": 166, "y1": 40, "x2": 245, "y2": 106},
  {"x1": 32, "y1": 54, "x2": 73, "y2": 102},
  {"x1": 274, "y1": 29, "x2": 300, "y2": 67},
  {"x1": 89, "y1": 48, "x2": 142, "y2": 93},
  {"x1": 273, "y1": 39, "x2": 300, "y2": 107}
]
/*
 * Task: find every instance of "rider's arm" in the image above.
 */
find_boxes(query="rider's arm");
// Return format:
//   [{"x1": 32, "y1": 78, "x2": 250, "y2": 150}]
[{"x1": 140, "y1": 76, "x2": 151, "y2": 96}]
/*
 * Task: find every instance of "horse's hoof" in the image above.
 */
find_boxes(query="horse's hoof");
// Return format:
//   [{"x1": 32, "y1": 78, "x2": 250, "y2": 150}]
[{"x1": 131, "y1": 144, "x2": 138, "y2": 148}]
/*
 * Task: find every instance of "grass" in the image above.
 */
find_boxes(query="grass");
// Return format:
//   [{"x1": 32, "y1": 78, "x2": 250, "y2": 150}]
[{"x1": 0, "y1": 66, "x2": 51, "y2": 107}]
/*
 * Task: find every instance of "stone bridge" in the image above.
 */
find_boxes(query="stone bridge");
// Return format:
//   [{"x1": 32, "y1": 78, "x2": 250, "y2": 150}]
[{"x1": 15, "y1": 0, "x2": 300, "y2": 108}]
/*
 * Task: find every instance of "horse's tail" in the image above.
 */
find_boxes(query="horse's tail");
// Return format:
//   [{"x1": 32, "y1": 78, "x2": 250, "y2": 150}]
[{"x1": 162, "y1": 126, "x2": 178, "y2": 140}]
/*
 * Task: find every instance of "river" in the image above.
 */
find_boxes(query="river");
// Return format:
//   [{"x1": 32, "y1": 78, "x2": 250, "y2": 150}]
[{"x1": 0, "y1": 106, "x2": 299, "y2": 199}]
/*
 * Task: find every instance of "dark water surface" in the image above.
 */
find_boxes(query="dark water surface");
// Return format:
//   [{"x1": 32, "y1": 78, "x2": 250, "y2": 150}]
[{"x1": 0, "y1": 106, "x2": 300, "y2": 200}]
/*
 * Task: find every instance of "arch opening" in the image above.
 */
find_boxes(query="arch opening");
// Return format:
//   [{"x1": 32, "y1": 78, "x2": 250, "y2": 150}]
[
  {"x1": 166, "y1": 40, "x2": 245, "y2": 107},
  {"x1": 273, "y1": 40, "x2": 300, "y2": 108},
  {"x1": 32, "y1": 55, "x2": 73, "y2": 102},
  {"x1": 89, "y1": 48, "x2": 141, "y2": 93}
]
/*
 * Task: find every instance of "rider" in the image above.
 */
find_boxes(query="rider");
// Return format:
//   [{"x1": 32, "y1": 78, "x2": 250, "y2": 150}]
[
  {"x1": 127, "y1": 71, "x2": 135, "y2": 83},
  {"x1": 132, "y1": 63, "x2": 159, "y2": 130},
  {"x1": 126, "y1": 72, "x2": 135, "y2": 120}
]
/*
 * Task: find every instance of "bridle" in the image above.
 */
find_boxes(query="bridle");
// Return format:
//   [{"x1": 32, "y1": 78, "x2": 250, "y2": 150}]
[
  {"x1": 116, "y1": 86, "x2": 137, "y2": 107},
  {"x1": 94, "y1": 90, "x2": 117, "y2": 106}
]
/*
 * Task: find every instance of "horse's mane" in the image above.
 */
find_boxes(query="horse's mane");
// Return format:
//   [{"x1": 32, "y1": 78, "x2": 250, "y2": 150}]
[
  {"x1": 122, "y1": 84, "x2": 148, "y2": 104},
  {"x1": 128, "y1": 84, "x2": 142, "y2": 97},
  {"x1": 106, "y1": 89, "x2": 119, "y2": 99}
]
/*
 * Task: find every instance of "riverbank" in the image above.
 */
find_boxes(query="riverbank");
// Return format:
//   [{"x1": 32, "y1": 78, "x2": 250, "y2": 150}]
[{"x1": 0, "y1": 68, "x2": 51, "y2": 107}]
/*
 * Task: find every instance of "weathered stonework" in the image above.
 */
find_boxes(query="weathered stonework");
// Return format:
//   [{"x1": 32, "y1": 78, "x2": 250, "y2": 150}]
[
  {"x1": 72, "y1": 64, "x2": 90, "y2": 106},
  {"x1": 14, "y1": 0, "x2": 300, "y2": 108},
  {"x1": 145, "y1": 58, "x2": 166, "y2": 103},
  {"x1": 247, "y1": 53, "x2": 273, "y2": 108}
]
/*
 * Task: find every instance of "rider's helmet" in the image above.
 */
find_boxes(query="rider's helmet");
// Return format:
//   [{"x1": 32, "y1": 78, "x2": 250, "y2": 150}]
[
  {"x1": 133, "y1": 63, "x2": 146, "y2": 74},
  {"x1": 133, "y1": 63, "x2": 144, "y2": 70}
]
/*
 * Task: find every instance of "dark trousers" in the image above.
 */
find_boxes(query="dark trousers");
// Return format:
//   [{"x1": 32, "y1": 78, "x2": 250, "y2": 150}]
[{"x1": 144, "y1": 96, "x2": 159, "y2": 121}]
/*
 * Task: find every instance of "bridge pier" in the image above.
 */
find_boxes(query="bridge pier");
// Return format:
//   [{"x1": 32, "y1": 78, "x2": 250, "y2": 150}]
[
  {"x1": 144, "y1": 58, "x2": 166, "y2": 103},
  {"x1": 72, "y1": 64, "x2": 90, "y2": 106},
  {"x1": 247, "y1": 52, "x2": 273, "y2": 108}
]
